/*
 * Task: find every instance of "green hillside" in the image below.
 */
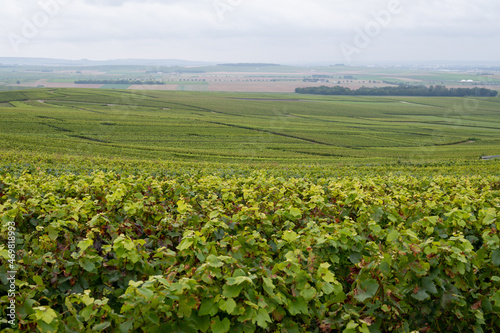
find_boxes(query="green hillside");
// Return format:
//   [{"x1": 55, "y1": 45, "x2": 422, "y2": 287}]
[{"x1": 0, "y1": 88, "x2": 499, "y2": 164}]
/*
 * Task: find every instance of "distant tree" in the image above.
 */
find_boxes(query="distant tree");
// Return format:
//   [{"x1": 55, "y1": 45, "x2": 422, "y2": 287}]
[{"x1": 295, "y1": 85, "x2": 497, "y2": 97}]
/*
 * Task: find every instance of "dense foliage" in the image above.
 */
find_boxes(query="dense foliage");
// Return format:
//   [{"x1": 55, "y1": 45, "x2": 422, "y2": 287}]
[
  {"x1": 295, "y1": 85, "x2": 499, "y2": 97},
  {"x1": 1, "y1": 168, "x2": 499, "y2": 332},
  {"x1": 1, "y1": 87, "x2": 499, "y2": 332}
]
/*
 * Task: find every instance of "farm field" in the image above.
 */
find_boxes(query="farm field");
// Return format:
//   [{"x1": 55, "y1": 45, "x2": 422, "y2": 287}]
[
  {"x1": 1, "y1": 87, "x2": 500, "y2": 332},
  {"x1": 0, "y1": 88, "x2": 499, "y2": 164},
  {"x1": 1, "y1": 63, "x2": 499, "y2": 93}
]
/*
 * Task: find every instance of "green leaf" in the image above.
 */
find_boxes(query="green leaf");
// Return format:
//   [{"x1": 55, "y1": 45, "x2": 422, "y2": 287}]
[
  {"x1": 331, "y1": 284, "x2": 347, "y2": 302},
  {"x1": 387, "y1": 214, "x2": 398, "y2": 223},
  {"x1": 348, "y1": 252, "x2": 361, "y2": 264},
  {"x1": 123, "y1": 238, "x2": 135, "y2": 251},
  {"x1": 80, "y1": 306, "x2": 96, "y2": 321},
  {"x1": 82, "y1": 259, "x2": 95, "y2": 272},
  {"x1": 300, "y1": 286, "x2": 317, "y2": 301},
  {"x1": 422, "y1": 277, "x2": 437, "y2": 294},
  {"x1": 227, "y1": 276, "x2": 253, "y2": 285},
  {"x1": 321, "y1": 282, "x2": 334, "y2": 294},
  {"x1": 47, "y1": 227, "x2": 59, "y2": 241},
  {"x1": 492, "y1": 250, "x2": 500, "y2": 266},
  {"x1": 283, "y1": 230, "x2": 298, "y2": 242},
  {"x1": 343, "y1": 320, "x2": 358, "y2": 333},
  {"x1": 387, "y1": 230, "x2": 400, "y2": 242},
  {"x1": 359, "y1": 323, "x2": 370, "y2": 333},
  {"x1": 137, "y1": 287, "x2": 154, "y2": 300},
  {"x1": 177, "y1": 200, "x2": 188, "y2": 214},
  {"x1": 288, "y1": 297, "x2": 309, "y2": 315},
  {"x1": 211, "y1": 316, "x2": 231, "y2": 333},
  {"x1": 262, "y1": 277, "x2": 275, "y2": 295},
  {"x1": 40, "y1": 307, "x2": 58, "y2": 324},
  {"x1": 207, "y1": 254, "x2": 224, "y2": 268},
  {"x1": 199, "y1": 298, "x2": 219, "y2": 317},
  {"x1": 92, "y1": 322, "x2": 111, "y2": 331},
  {"x1": 37, "y1": 320, "x2": 59, "y2": 333},
  {"x1": 282, "y1": 320, "x2": 300, "y2": 333},
  {"x1": 119, "y1": 319, "x2": 134, "y2": 333},
  {"x1": 144, "y1": 311, "x2": 160, "y2": 326},
  {"x1": 177, "y1": 238, "x2": 194, "y2": 251},
  {"x1": 178, "y1": 296, "x2": 198, "y2": 318},
  {"x1": 491, "y1": 290, "x2": 500, "y2": 306},
  {"x1": 209, "y1": 211, "x2": 220, "y2": 219},
  {"x1": 223, "y1": 284, "x2": 243, "y2": 298},
  {"x1": 354, "y1": 279, "x2": 379, "y2": 302},
  {"x1": 254, "y1": 308, "x2": 272, "y2": 328},
  {"x1": 78, "y1": 238, "x2": 93, "y2": 252},
  {"x1": 220, "y1": 298, "x2": 237, "y2": 314},
  {"x1": 196, "y1": 315, "x2": 211, "y2": 332},
  {"x1": 81, "y1": 292, "x2": 95, "y2": 306},
  {"x1": 482, "y1": 208, "x2": 496, "y2": 225},
  {"x1": 289, "y1": 207, "x2": 302, "y2": 219},
  {"x1": 491, "y1": 290, "x2": 500, "y2": 307},
  {"x1": 322, "y1": 269, "x2": 336, "y2": 283},
  {"x1": 33, "y1": 275, "x2": 44, "y2": 286},
  {"x1": 379, "y1": 257, "x2": 391, "y2": 276},
  {"x1": 412, "y1": 288, "x2": 430, "y2": 301}
]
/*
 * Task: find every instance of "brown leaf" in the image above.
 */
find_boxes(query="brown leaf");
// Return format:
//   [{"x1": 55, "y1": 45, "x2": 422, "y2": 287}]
[
  {"x1": 419, "y1": 324, "x2": 431, "y2": 332},
  {"x1": 360, "y1": 316, "x2": 375, "y2": 325},
  {"x1": 272, "y1": 309, "x2": 285, "y2": 322},
  {"x1": 471, "y1": 300, "x2": 482, "y2": 310},
  {"x1": 319, "y1": 321, "x2": 332, "y2": 333},
  {"x1": 410, "y1": 244, "x2": 421, "y2": 254}
]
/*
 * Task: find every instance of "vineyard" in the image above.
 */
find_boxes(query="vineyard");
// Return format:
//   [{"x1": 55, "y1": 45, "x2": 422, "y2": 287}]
[
  {"x1": 0, "y1": 88, "x2": 500, "y2": 332},
  {"x1": 0, "y1": 159, "x2": 499, "y2": 332},
  {"x1": 1, "y1": 88, "x2": 500, "y2": 163}
]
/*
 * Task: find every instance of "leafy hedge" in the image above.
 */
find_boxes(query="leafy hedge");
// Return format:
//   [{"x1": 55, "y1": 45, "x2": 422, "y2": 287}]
[{"x1": 1, "y1": 171, "x2": 499, "y2": 332}]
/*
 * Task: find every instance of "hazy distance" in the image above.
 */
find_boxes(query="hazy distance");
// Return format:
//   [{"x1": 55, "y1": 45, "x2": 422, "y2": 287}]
[{"x1": 1, "y1": 0, "x2": 499, "y2": 64}]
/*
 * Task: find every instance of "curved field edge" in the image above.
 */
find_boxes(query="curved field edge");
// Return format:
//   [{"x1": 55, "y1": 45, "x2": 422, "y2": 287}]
[{"x1": 1, "y1": 170, "x2": 499, "y2": 332}]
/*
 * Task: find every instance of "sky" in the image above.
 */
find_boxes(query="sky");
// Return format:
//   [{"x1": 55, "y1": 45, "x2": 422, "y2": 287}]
[{"x1": 1, "y1": 0, "x2": 499, "y2": 64}]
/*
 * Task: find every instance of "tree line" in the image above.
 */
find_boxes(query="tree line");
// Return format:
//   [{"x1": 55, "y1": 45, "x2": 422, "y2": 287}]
[
  {"x1": 295, "y1": 85, "x2": 498, "y2": 97},
  {"x1": 74, "y1": 79, "x2": 165, "y2": 85}
]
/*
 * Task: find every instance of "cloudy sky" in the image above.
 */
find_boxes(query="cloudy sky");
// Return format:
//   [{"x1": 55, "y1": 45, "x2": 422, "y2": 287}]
[{"x1": 1, "y1": 0, "x2": 499, "y2": 64}]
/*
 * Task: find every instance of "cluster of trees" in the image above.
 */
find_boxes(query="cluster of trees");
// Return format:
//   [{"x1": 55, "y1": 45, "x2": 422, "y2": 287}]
[
  {"x1": 295, "y1": 85, "x2": 498, "y2": 97},
  {"x1": 74, "y1": 79, "x2": 165, "y2": 85}
]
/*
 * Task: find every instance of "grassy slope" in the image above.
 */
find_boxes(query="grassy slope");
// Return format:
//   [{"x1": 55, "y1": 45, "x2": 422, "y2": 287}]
[{"x1": 0, "y1": 88, "x2": 499, "y2": 165}]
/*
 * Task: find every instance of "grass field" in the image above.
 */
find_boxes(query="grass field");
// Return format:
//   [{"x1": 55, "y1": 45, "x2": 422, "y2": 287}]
[{"x1": 0, "y1": 88, "x2": 499, "y2": 164}]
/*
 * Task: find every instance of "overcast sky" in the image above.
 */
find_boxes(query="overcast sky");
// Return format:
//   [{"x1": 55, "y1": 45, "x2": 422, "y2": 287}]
[{"x1": 1, "y1": 0, "x2": 499, "y2": 64}]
